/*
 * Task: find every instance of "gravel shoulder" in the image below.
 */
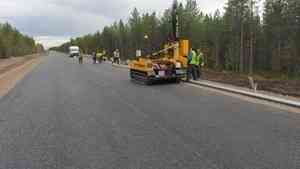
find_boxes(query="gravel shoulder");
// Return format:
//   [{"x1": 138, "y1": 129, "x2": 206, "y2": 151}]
[
  {"x1": 202, "y1": 69, "x2": 300, "y2": 99},
  {"x1": 0, "y1": 55, "x2": 42, "y2": 97}
]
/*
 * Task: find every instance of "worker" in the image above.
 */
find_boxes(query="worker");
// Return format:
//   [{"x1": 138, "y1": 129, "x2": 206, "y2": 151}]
[
  {"x1": 113, "y1": 49, "x2": 120, "y2": 64},
  {"x1": 92, "y1": 52, "x2": 97, "y2": 64},
  {"x1": 78, "y1": 53, "x2": 83, "y2": 64},
  {"x1": 102, "y1": 50, "x2": 107, "y2": 61},
  {"x1": 187, "y1": 48, "x2": 197, "y2": 81},
  {"x1": 96, "y1": 52, "x2": 102, "y2": 64},
  {"x1": 196, "y1": 49, "x2": 205, "y2": 79}
]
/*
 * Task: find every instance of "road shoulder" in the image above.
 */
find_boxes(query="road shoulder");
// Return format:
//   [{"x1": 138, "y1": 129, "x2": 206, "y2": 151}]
[{"x1": 0, "y1": 55, "x2": 42, "y2": 98}]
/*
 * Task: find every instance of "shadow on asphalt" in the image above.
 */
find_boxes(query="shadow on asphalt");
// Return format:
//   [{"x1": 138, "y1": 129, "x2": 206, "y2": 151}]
[{"x1": 130, "y1": 79, "x2": 181, "y2": 86}]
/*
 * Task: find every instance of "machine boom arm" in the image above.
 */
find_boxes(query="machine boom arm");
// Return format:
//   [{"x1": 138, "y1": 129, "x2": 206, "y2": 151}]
[{"x1": 151, "y1": 43, "x2": 179, "y2": 56}]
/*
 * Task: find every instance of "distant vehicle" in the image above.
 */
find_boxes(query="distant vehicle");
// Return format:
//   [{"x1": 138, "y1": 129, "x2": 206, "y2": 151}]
[{"x1": 69, "y1": 46, "x2": 80, "y2": 58}]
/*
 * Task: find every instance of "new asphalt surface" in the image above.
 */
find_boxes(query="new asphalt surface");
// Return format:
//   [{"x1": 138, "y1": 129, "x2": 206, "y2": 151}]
[{"x1": 0, "y1": 52, "x2": 299, "y2": 169}]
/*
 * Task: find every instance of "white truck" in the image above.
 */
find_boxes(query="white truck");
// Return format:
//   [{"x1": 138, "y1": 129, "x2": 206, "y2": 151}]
[{"x1": 69, "y1": 46, "x2": 80, "y2": 58}]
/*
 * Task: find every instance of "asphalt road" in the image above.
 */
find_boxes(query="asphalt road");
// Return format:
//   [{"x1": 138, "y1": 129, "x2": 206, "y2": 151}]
[{"x1": 0, "y1": 52, "x2": 300, "y2": 169}]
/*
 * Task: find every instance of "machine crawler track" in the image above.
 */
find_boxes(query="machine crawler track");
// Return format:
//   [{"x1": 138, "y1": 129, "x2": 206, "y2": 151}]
[{"x1": 130, "y1": 69, "x2": 153, "y2": 85}]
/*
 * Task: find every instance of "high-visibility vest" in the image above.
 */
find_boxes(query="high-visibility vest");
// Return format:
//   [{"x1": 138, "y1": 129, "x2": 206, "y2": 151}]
[
  {"x1": 197, "y1": 52, "x2": 204, "y2": 66},
  {"x1": 190, "y1": 50, "x2": 198, "y2": 65},
  {"x1": 96, "y1": 53, "x2": 102, "y2": 58},
  {"x1": 195, "y1": 54, "x2": 200, "y2": 66}
]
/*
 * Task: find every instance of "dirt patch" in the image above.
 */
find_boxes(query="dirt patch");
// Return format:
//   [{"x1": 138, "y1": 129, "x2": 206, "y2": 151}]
[
  {"x1": 0, "y1": 55, "x2": 42, "y2": 97},
  {"x1": 0, "y1": 55, "x2": 37, "y2": 74},
  {"x1": 202, "y1": 69, "x2": 300, "y2": 98}
]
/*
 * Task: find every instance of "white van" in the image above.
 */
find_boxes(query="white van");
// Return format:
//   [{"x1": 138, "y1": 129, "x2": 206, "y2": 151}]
[{"x1": 69, "y1": 46, "x2": 80, "y2": 58}]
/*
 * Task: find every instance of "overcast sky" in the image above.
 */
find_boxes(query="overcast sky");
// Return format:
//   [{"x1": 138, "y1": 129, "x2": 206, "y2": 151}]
[{"x1": 0, "y1": 0, "x2": 258, "y2": 48}]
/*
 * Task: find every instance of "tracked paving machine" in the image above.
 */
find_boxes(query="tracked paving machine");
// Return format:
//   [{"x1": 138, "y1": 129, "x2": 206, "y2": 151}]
[
  {"x1": 129, "y1": 2, "x2": 189, "y2": 84},
  {"x1": 129, "y1": 40, "x2": 189, "y2": 84}
]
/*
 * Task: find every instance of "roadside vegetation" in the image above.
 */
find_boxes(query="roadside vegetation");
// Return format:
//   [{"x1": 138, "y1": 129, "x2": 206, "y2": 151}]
[
  {"x1": 52, "y1": 0, "x2": 300, "y2": 79},
  {"x1": 0, "y1": 23, "x2": 44, "y2": 58}
]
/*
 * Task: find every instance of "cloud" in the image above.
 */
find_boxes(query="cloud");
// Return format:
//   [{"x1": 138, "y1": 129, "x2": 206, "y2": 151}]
[
  {"x1": 0, "y1": 0, "x2": 231, "y2": 48},
  {"x1": 197, "y1": 0, "x2": 226, "y2": 14},
  {"x1": 35, "y1": 36, "x2": 70, "y2": 49},
  {"x1": 1, "y1": 0, "x2": 118, "y2": 36},
  {"x1": 0, "y1": 0, "x2": 126, "y2": 47},
  {"x1": 50, "y1": 0, "x2": 130, "y2": 19}
]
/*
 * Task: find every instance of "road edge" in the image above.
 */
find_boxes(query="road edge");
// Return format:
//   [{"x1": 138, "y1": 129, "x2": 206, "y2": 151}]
[
  {"x1": 0, "y1": 55, "x2": 43, "y2": 98},
  {"x1": 111, "y1": 63, "x2": 300, "y2": 110}
]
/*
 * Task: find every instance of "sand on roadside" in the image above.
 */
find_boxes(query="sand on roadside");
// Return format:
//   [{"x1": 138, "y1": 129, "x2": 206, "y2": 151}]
[{"x1": 0, "y1": 55, "x2": 42, "y2": 98}]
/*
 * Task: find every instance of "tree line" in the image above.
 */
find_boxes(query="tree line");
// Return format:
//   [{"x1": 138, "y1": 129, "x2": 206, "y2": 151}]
[
  {"x1": 52, "y1": 0, "x2": 300, "y2": 77},
  {"x1": 0, "y1": 23, "x2": 43, "y2": 58}
]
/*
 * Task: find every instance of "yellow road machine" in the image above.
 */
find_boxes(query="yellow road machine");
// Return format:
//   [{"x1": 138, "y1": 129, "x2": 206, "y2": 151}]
[
  {"x1": 129, "y1": 2, "x2": 189, "y2": 85},
  {"x1": 129, "y1": 40, "x2": 189, "y2": 84}
]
